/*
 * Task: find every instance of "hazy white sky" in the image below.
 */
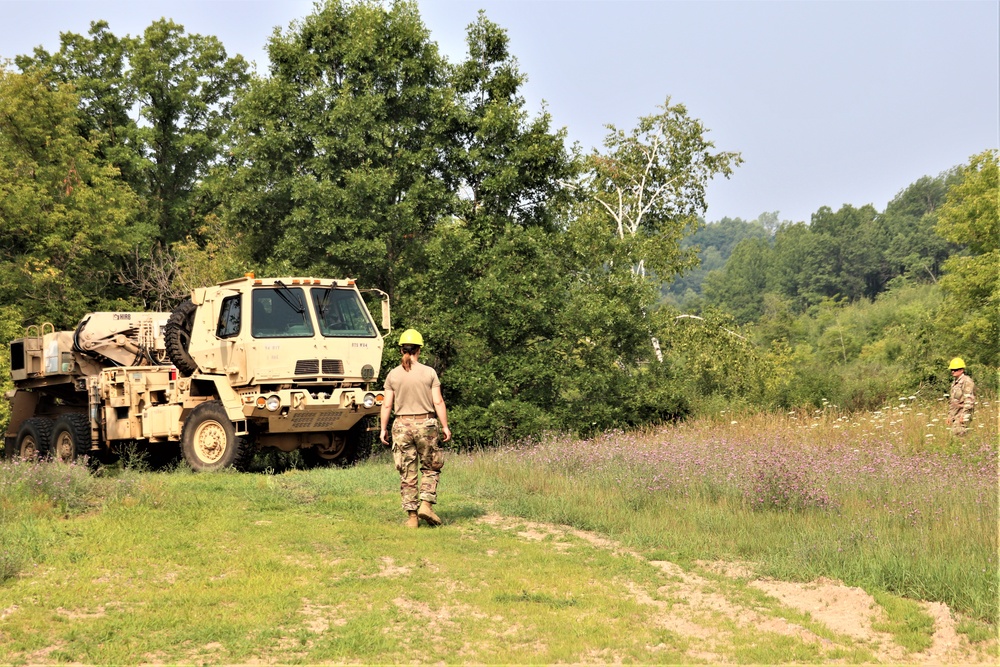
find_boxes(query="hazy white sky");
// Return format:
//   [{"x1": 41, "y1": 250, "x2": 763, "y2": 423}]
[{"x1": 2, "y1": 0, "x2": 997, "y2": 224}]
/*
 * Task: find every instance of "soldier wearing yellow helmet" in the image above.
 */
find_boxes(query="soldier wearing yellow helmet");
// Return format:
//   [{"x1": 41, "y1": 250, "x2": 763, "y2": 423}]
[
  {"x1": 380, "y1": 329, "x2": 451, "y2": 527},
  {"x1": 946, "y1": 357, "x2": 975, "y2": 436}
]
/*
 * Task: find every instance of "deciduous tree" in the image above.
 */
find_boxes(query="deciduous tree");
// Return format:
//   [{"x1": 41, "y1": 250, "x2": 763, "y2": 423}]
[
  {"x1": 222, "y1": 0, "x2": 452, "y2": 300},
  {"x1": 17, "y1": 19, "x2": 250, "y2": 245},
  {"x1": 583, "y1": 98, "x2": 742, "y2": 280},
  {"x1": 449, "y1": 11, "x2": 576, "y2": 237},
  {"x1": 935, "y1": 149, "x2": 999, "y2": 367},
  {"x1": 0, "y1": 69, "x2": 145, "y2": 328}
]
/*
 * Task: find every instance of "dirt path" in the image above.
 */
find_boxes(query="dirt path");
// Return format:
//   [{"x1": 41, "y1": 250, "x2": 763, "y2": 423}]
[{"x1": 476, "y1": 514, "x2": 996, "y2": 664}]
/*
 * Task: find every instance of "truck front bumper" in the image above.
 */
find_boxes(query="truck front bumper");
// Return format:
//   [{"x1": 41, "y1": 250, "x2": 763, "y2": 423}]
[{"x1": 241, "y1": 387, "x2": 383, "y2": 433}]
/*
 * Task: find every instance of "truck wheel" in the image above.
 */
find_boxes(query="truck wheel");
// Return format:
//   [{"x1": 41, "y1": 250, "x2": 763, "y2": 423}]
[
  {"x1": 165, "y1": 299, "x2": 199, "y2": 377},
  {"x1": 50, "y1": 414, "x2": 92, "y2": 464},
  {"x1": 181, "y1": 402, "x2": 246, "y2": 472},
  {"x1": 315, "y1": 418, "x2": 371, "y2": 468},
  {"x1": 345, "y1": 416, "x2": 376, "y2": 464},
  {"x1": 301, "y1": 434, "x2": 347, "y2": 468},
  {"x1": 16, "y1": 418, "x2": 53, "y2": 460}
]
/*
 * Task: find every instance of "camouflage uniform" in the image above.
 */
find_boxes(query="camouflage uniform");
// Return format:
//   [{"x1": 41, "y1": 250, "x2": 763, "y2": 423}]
[
  {"x1": 391, "y1": 415, "x2": 444, "y2": 511},
  {"x1": 947, "y1": 372, "x2": 976, "y2": 436}
]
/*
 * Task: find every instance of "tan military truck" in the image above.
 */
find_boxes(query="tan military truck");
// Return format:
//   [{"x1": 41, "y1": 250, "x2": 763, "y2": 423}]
[{"x1": 4, "y1": 275, "x2": 390, "y2": 471}]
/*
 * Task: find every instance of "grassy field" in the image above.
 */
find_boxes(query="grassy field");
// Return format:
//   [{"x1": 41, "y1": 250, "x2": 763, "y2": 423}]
[
  {"x1": 454, "y1": 398, "x2": 998, "y2": 623},
  {"x1": 0, "y1": 400, "x2": 996, "y2": 664}
]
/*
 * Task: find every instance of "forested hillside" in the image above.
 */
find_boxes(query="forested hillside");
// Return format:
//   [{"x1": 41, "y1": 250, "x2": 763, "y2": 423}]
[{"x1": 1, "y1": 0, "x2": 996, "y2": 445}]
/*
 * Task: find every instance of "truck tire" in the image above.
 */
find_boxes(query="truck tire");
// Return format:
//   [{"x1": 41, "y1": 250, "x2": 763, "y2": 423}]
[
  {"x1": 306, "y1": 417, "x2": 372, "y2": 468},
  {"x1": 165, "y1": 299, "x2": 199, "y2": 377},
  {"x1": 345, "y1": 416, "x2": 375, "y2": 464},
  {"x1": 301, "y1": 434, "x2": 348, "y2": 468},
  {"x1": 16, "y1": 417, "x2": 53, "y2": 460},
  {"x1": 50, "y1": 414, "x2": 92, "y2": 464},
  {"x1": 181, "y1": 401, "x2": 248, "y2": 472}
]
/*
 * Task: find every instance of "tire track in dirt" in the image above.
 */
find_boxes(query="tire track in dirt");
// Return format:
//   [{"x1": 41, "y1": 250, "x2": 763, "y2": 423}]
[{"x1": 475, "y1": 513, "x2": 996, "y2": 664}]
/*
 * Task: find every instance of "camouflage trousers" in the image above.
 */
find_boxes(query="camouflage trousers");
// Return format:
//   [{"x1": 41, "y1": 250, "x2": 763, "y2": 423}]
[
  {"x1": 391, "y1": 416, "x2": 444, "y2": 511},
  {"x1": 948, "y1": 402, "x2": 973, "y2": 436}
]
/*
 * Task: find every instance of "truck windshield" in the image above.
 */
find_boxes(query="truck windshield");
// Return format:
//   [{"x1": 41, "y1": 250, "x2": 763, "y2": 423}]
[
  {"x1": 251, "y1": 287, "x2": 314, "y2": 338},
  {"x1": 311, "y1": 288, "x2": 377, "y2": 338}
]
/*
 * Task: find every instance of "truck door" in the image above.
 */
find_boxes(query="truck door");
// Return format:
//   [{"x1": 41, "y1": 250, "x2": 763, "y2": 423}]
[{"x1": 215, "y1": 293, "x2": 247, "y2": 383}]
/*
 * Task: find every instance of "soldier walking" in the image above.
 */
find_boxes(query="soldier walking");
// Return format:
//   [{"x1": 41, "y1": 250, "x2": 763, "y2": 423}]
[
  {"x1": 380, "y1": 329, "x2": 451, "y2": 527},
  {"x1": 946, "y1": 357, "x2": 976, "y2": 436}
]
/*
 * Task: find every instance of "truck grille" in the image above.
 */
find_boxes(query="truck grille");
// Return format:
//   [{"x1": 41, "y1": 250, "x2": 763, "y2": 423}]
[
  {"x1": 295, "y1": 360, "x2": 319, "y2": 375},
  {"x1": 295, "y1": 359, "x2": 345, "y2": 376},
  {"x1": 292, "y1": 411, "x2": 345, "y2": 429}
]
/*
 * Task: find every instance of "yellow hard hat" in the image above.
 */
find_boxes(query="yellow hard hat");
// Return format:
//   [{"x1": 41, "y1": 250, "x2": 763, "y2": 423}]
[
  {"x1": 399, "y1": 329, "x2": 424, "y2": 346},
  {"x1": 948, "y1": 357, "x2": 965, "y2": 370}
]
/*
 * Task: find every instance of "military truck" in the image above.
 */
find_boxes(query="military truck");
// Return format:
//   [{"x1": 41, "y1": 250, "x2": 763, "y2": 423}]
[{"x1": 4, "y1": 275, "x2": 390, "y2": 471}]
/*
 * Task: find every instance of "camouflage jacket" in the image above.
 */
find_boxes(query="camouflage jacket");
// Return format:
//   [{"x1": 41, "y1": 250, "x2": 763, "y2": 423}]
[{"x1": 949, "y1": 373, "x2": 975, "y2": 414}]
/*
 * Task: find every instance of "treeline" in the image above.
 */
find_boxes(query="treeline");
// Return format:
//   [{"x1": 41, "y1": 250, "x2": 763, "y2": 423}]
[
  {"x1": 702, "y1": 175, "x2": 958, "y2": 322},
  {"x1": 660, "y1": 161, "x2": 998, "y2": 411},
  {"x1": 1, "y1": 0, "x2": 996, "y2": 445}
]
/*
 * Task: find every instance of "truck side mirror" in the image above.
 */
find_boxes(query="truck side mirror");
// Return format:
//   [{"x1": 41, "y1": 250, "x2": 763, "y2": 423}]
[{"x1": 361, "y1": 288, "x2": 391, "y2": 332}]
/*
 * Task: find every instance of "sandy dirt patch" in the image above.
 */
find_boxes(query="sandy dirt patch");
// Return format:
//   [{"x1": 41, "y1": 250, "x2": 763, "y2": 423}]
[{"x1": 475, "y1": 513, "x2": 996, "y2": 664}]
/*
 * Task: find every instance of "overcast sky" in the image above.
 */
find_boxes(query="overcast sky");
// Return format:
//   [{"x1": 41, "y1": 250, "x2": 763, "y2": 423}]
[{"x1": 1, "y1": 0, "x2": 997, "y2": 224}]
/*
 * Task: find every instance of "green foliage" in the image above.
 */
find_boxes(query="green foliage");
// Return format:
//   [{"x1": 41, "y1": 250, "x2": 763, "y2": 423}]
[
  {"x1": 0, "y1": 306, "x2": 22, "y2": 438},
  {"x1": 702, "y1": 237, "x2": 772, "y2": 322},
  {"x1": 403, "y1": 223, "x2": 567, "y2": 444},
  {"x1": 756, "y1": 284, "x2": 953, "y2": 409},
  {"x1": 584, "y1": 97, "x2": 743, "y2": 281},
  {"x1": 935, "y1": 149, "x2": 999, "y2": 368},
  {"x1": 881, "y1": 173, "x2": 959, "y2": 282},
  {"x1": 699, "y1": 170, "x2": 957, "y2": 321},
  {"x1": 658, "y1": 309, "x2": 769, "y2": 406},
  {"x1": 662, "y1": 213, "x2": 774, "y2": 309},
  {"x1": 222, "y1": 0, "x2": 454, "y2": 298},
  {"x1": 4, "y1": 1, "x2": 992, "y2": 447},
  {"x1": 450, "y1": 11, "x2": 577, "y2": 237},
  {"x1": 0, "y1": 68, "x2": 146, "y2": 328},
  {"x1": 17, "y1": 19, "x2": 250, "y2": 246}
]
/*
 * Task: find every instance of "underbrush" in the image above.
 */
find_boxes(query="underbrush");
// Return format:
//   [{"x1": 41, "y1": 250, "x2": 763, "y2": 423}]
[
  {"x1": 449, "y1": 400, "x2": 998, "y2": 626},
  {"x1": 0, "y1": 457, "x2": 147, "y2": 582}
]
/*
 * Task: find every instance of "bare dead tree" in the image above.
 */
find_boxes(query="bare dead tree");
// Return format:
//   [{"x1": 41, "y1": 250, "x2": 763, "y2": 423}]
[{"x1": 117, "y1": 243, "x2": 187, "y2": 311}]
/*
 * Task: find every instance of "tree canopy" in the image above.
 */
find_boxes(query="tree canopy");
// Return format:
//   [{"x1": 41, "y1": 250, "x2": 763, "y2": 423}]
[
  {"x1": 1, "y1": 0, "x2": 994, "y2": 445},
  {"x1": 935, "y1": 149, "x2": 999, "y2": 368},
  {"x1": 0, "y1": 69, "x2": 145, "y2": 328},
  {"x1": 17, "y1": 19, "x2": 249, "y2": 246}
]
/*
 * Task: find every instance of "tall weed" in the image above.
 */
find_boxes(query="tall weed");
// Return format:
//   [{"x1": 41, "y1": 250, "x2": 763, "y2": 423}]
[
  {"x1": 0, "y1": 457, "x2": 144, "y2": 582},
  {"x1": 451, "y1": 401, "x2": 998, "y2": 624}
]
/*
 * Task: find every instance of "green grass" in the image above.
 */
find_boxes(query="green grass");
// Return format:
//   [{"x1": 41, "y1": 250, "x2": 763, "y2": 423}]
[
  {"x1": 450, "y1": 455, "x2": 997, "y2": 627},
  {"x1": 0, "y1": 404, "x2": 996, "y2": 663},
  {"x1": 0, "y1": 464, "x2": 701, "y2": 664},
  {"x1": 872, "y1": 590, "x2": 935, "y2": 652},
  {"x1": 446, "y1": 401, "x2": 998, "y2": 629}
]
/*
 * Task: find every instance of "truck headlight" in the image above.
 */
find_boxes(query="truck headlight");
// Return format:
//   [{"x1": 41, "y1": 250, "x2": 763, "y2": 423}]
[
  {"x1": 363, "y1": 392, "x2": 376, "y2": 408},
  {"x1": 265, "y1": 395, "x2": 281, "y2": 412}
]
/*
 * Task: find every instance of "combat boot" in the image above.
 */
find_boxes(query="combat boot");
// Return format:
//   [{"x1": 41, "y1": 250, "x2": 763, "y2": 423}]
[
  {"x1": 405, "y1": 511, "x2": 419, "y2": 528},
  {"x1": 417, "y1": 500, "x2": 441, "y2": 526}
]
